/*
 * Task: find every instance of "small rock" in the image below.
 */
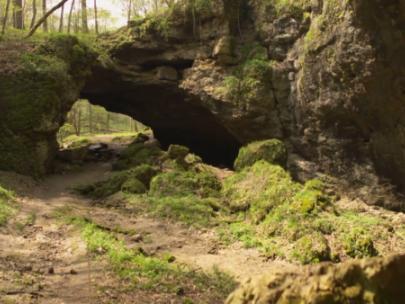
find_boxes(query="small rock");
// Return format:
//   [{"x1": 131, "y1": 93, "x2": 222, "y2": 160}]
[
  {"x1": 48, "y1": 267, "x2": 54, "y2": 274},
  {"x1": 70, "y1": 269, "x2": 77, "y2": 275},
  {"x1": 167, "y1": 255, "x2": 176, "y2": 263},
  {"x1": 132, "y1": 234, "x2": 143, "y2": 242}
]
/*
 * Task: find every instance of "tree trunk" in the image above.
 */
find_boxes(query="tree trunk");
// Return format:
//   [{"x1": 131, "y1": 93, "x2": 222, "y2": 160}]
[
  {"x1": 59, "y1": 2, "x2": 64, "y2": 31},
  {"x1": 80, "y1": 0, "x2": 88, "y2": 33},
  {"x1": 26, "y1": 0, "x2": 69, "y2": 37},
  {"x1": 67, "y1": 0, "x2": 74, "y2": 33},
  {"x1": 30, "y1": 0, "x2": 37, "y2": 29},
  {"x1": 127, "y1": 0, "x2": 131, "y2": 26},
  {"x1": 93, "y1": 0, "x2": 98, "y2": 34},
  {"x1": 42, "y1": 0, "x2": 48, "y2": 32},
  {"x1": 1, "y1": 0, "x2": 11, "y2": 35}
]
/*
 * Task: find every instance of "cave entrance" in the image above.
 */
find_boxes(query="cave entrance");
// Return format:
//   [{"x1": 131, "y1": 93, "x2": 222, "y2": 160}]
[
  {"x1": 58, "y1": 99, "x2": 241, "y2": 168},
  {"x1": 57, "y1": 100, "x2": 149, "y2": 150},
  {"x1": 80, "y1": 70, "x2": 242, "y2": 168}
]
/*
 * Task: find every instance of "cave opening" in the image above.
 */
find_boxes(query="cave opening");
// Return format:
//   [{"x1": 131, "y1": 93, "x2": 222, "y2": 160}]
[{"x1": 58, "y1": 98, "x2": 241, "y2": 168}]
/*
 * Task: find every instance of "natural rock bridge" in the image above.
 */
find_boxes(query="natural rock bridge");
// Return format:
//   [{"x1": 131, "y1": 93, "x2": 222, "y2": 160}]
[{"x1": 0, "y1": 0, "x2": 404, "y2": 208}]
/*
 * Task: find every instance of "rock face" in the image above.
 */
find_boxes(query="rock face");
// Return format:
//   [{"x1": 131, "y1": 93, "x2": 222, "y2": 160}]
[
  {"x1": 0, "y1": 1, "x2": 404, "y2": 206},
  {"x1": 0, "y1": 36, "x2": 95, "y2": 177},
  {"x1": 80, "y1": 0, "x2": 405, "y2": 207},
  {"x1": 226, "y1": 254, "x2": 405, "y2": 304}
]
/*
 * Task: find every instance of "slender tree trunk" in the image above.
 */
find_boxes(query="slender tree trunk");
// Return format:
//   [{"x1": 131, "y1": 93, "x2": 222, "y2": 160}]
[
  {"x1": 80, "y1": 0, "x2": 88, "y2": 33},
  {"x1": 88, "y1": 102, "x2": 93, "y2": 134},
  {"x1": 93, "y1": 0, "x2": 98, "y2": 34},
  {"x1": 1, "y1": 0, "x2": 11, "y2": 35},
  {"x1": 59, "y1": 2, "x2": 64, "y2": 31},
  {"x1": 67, "y1": 0, "x2": 74, "y2": 33},
  {"x1": 30, "y1": 0, "x2": 37, "y2": 29},
  {"x1": 127, "y1": 0, "x2": 131, "y2": 26},
  {"x1": 26, "y1": 0, "x2": 69, "y2": 37},
  {"x1": 42, "y1": 0, "x2": 48, "y2": 32}
]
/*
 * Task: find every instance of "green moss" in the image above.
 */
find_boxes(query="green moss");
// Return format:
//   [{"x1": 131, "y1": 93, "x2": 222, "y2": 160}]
[
  {"x1": 150, "y1": 170, "x2": 221, "y2": 198},
  {"x1": 0, "y1": 35, "x2": 95, "y2": 177},
  {"x1": 77, "y1": 164, "x2": 158, "y2": 199},
  {"x1": 113, "y1": 142, "x2": 163, "y2": 171},
  {"x1": 234, "y1": 139, "x2": 287, "y2": 171},
  {"x1": 141, "y1": 195, "x2": 220, "y2": 227},
  {"x1": 121, "y1": 178, "x2": 147, "y2": 194},
  {"x1": 223, "y1": 160, "x2": 298, "y2": 217},
  {"x1": 342, "y1": 228, "x2": 377, "y2": 258},
  {"x1": 61, "y1": 214, "x2": 236, "y2": 299},
  {"x1": 291, "y1": 233, "x2": 331, "y2": 264},
  {"x1": 0, "y1": 185, "x2": 16, "y2": 226}
]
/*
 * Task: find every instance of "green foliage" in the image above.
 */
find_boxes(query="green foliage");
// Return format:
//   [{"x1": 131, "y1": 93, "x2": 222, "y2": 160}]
[
  {"x1": 217, "y1": 43, "x2": 272, "y2": 108},
  {"x1": 150, "y1": 170, "x2": 221, "y2": 198},
  {"x1": 0, "y1": 186, "x2": 15, "y2": 226},
  {"x1": 234, "y1": 139, "x2": 287, "y2": 171}
]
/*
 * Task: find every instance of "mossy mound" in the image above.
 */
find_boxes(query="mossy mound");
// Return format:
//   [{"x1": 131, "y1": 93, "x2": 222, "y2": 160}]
[
  {"x1": 220, "y1": 159, "x2": 404, "y2": 263},
  {"x1": 121, "y1": 178, "x2": 147, "y2": 194},
  {"x1": 223, "y1": 161, "x2": 300, "y2": 216},
  {"x1": 112, "y1": 140, "x2": 163, "y2": 171},
  {"x1": 77, "y1": 164, "x2": 158, "y2": 199},
  {"x1": 291, "y1": 233, "x2": 331, "y2": 264},
  {"x1": 234, "y1": 139, "x2": 287, "y2": 171},
  {"x1": 150, "y1": 170, "x2": 221, "y2": 198}
]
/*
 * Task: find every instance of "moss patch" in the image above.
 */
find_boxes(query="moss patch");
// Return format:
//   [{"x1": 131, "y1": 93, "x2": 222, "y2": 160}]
[
  {"x1": 234, "y1": 139, "x2": 287, "y2": 171},
  {"x1": 58, "y1": 214, "x2": 236, "y2": 301},
  {"x1": 0, "y1": 185, "x2": 16, "y2": 226}
]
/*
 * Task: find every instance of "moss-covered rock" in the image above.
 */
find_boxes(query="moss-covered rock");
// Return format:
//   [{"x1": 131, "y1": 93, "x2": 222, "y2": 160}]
[
  {"x1": 121, "y1": 178, "x2": 147, "y2": 194},
  {"x1": 223, "y1": 160, "x2": 298, "y2": 216},
  {"x1": 0, "y1": 34, "x2": 95, "y2": 177},
  {"x1": 150, "y1": 170, "x2": 221, "y2": 198},
  {"x1": 112, "y1": 141, "x2": 163, "y2": 171},
  {"x1": 234, "y1": 139, "x2": 287, "y2": 171},
  {"x1": 226, "y1": 254, "x2": 405, "y2": 304},
  {"x1": 342, "y1": 228, "x2": 377, "y2": 258},
  {"x1": 291, "y1": 233, "x2": 331, "y2": 264}
]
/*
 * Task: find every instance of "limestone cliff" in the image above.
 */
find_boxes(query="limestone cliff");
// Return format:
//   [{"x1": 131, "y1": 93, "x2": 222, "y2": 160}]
[
  {"x1": 82, "y1": 0, "x2": 405, "y2": 208},
  {"x1": 0, "y1": 35, "x2": 95, "y2": 177}
]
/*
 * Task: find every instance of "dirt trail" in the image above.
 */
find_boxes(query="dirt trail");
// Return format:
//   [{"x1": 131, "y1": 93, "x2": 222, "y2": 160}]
[{"x1": 0, "y1": 161, "x2": 288, "y2": 304}]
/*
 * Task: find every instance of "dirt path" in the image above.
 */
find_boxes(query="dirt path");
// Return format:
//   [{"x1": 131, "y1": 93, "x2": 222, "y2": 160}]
[{"x1": 0, "y1": 162, "x2": 289, "y2": 304}]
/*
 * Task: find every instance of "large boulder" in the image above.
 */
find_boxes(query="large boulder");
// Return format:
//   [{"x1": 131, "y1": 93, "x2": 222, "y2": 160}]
[{"x1": 226, "y1": 254, "x2": 405, "y2": 304}]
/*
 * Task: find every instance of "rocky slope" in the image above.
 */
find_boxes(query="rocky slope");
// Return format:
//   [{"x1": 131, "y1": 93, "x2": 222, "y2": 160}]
[{"x1": 81, "y1": 0, "x2": 405, "y2": 208}]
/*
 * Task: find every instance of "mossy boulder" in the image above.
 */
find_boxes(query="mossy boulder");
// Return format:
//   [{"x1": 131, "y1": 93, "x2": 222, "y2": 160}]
[
  {"x1": 121, "y1": 178, "x2": 147, "y2": 194},
  {"x1": 223, "y1": 160, "x2": 299, "y2": 217},
  {"x1": 0, "y1": 35, "x2": 95, "y2": 177},
  {"x1": 113, "y1": 141, "x2": 163, "y2": 171},
  {"x1": 226, "y1": 254, "x2": 405, "y2": 304},
  {"x1": 291, "y1": 233, "x2": 331, "y2": 264},
  {"x1": 150, "y1": 170, "x2": 221, "y2": 198},
  {"x1": 234, "y1": 139, "x2": 287, "y2": 171}
]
